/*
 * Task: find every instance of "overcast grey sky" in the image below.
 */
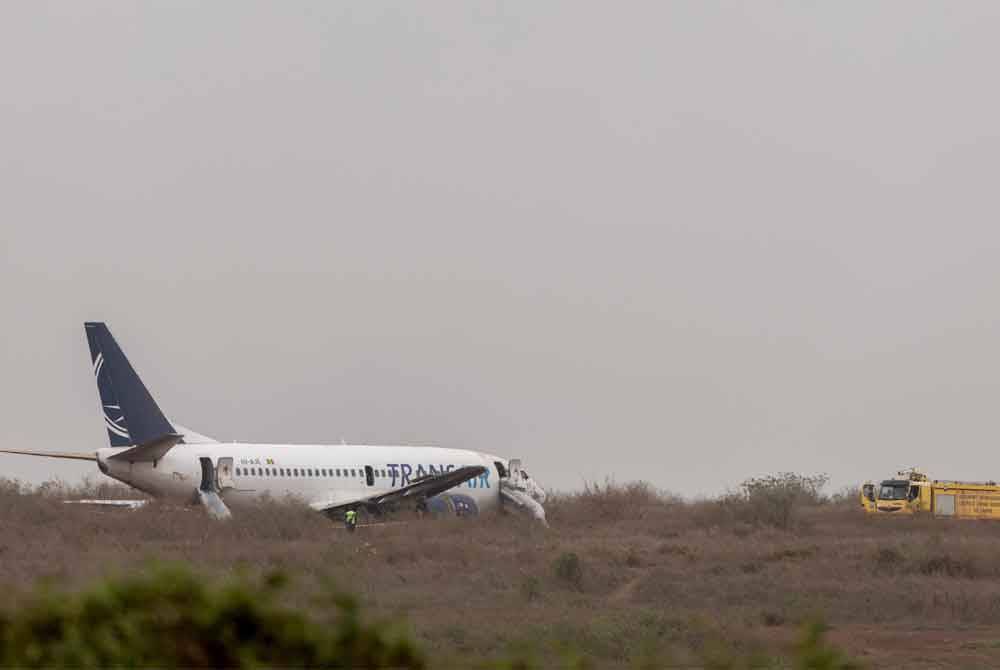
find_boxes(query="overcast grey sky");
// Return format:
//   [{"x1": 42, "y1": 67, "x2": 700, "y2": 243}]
[{"x1": 3, "y1": 2, "x2": 1000, "y2": 496}]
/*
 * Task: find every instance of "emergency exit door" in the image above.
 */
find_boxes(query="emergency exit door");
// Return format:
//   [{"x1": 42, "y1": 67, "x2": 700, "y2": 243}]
[
  {"x1": 364, "y1": 465, "x2": 375, "y2": 486},
  {"x1": 216, "y1": 457, "x2": 235, "y2": 489}
]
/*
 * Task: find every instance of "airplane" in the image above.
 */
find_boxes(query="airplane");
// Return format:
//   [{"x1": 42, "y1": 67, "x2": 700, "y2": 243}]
[{"x1": 0, "y1": 323, "x2": 548, "y2": 524}]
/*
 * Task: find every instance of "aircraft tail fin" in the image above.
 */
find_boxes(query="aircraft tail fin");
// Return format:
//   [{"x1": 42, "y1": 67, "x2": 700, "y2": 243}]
[{"x1": 84, "y1": 323, "x2": 178, "y2": 447}]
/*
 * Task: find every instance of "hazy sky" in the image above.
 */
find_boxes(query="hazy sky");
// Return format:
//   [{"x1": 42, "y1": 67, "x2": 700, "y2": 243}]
[{"x1": 3, "y1": 2, "x2": 1000, "y2": 496}]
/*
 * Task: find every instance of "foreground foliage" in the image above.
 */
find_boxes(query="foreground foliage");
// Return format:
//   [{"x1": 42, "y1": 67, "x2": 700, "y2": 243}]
[
  {"x1": 0, "y1": 564, "x2": 860, "y2": 669},
  {"x1": 0, "y1": 565, "x2": 423, "y2": 669}
]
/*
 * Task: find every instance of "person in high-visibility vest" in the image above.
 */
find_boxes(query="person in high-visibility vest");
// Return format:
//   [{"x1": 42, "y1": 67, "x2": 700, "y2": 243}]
[{"x1": 344, "y1": 509, "x2": 357, "y2": 532}]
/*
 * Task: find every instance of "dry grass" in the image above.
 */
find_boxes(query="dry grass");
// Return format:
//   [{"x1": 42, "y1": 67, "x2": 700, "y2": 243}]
[{"x1": 5, "y1": 478, "x2": 1000, "y2": 667}]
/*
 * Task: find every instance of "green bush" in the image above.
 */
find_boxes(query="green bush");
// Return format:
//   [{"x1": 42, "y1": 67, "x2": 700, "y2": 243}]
[
  {"x1": 520, "y1": 576, "x2": 542, "y2": 602},
  {"x1": 794, "y1": 623, "x2": 862, "y2": 669},
  {"x1": 0, "y1": 565, "x2": 423, "y2": 669},
  {"x1": 728, "y1": 472, "x2": 830, "y2": 530},
  {"x1": 872, "y1": 547, "x2": 905, "y2": 574},
  {"x1": 553, "y1": 552, "x2": 583, "y2": 590},
  {"x1": 916, "y1": 553, "x2": 978, "y2": 579}
]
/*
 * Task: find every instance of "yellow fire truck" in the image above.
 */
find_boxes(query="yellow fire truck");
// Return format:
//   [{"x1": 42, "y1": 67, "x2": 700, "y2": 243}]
[{"x1": 861, "y1": 469, "x2": 1000, "y2": 518}]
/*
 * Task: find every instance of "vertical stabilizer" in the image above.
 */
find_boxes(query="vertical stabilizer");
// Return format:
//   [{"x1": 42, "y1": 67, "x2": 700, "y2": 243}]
[{"x1": 84, "y1": 323, "x2": 177, "y2": 447}]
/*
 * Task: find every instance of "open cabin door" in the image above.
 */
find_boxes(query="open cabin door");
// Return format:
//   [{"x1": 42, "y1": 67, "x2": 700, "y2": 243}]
[{"x1": 216, "y1": 457, "x2": 235, "y2": 490}]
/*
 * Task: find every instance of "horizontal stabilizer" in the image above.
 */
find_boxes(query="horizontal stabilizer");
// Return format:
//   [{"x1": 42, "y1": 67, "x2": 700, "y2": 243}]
[
  {"x1": 108, "y1": 433, "x2": 183, "y2": 462},
  {"x1": 0, "y1": 449, "x2": 97, "y2": 461}
]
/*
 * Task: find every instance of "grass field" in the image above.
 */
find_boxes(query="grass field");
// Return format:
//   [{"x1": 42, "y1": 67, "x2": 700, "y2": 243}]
[{"x1": 4, "y1": 477, "x2": 1000, "y2": 667}]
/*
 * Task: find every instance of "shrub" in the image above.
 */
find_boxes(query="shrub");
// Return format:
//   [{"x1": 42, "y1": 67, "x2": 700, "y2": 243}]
[
  {"x1": 761, "y1": 610, "x2": 785, "y2": 627},
  {"x1": 873, "y1": 547, "x2": 905, "y2": 574},
  {"x1": 794, "y1": 623, "x2": 862, "y2": 669},
  {"x1": 553, "y1": 552, "x2": 583, "y2": 590},
  {"x1": 0, "y1": 565, "x2": 424, "y2": 669},
  {"x1": 625, "y1": 547, "x2": 642, "y2": 567},
  {"x1": 658, "y1": 544, "x2": 698, "y2": 561},
  {"x1": 520, "y1": 576, "x2": 542, "y2": 602},
  {"x1": 916, "y1": 553, "x2": 978, "y2": 579},
  {"x1": 729, "y1": 472, "x2": 830, "y2": 530}
]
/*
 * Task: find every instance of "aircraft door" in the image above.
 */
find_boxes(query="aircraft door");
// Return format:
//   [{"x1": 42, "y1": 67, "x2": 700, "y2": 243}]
[
  {"x1": 364, "y1": 465, "x2": 375, "y2": 487},
  {"x1": 216, "y1": 457, "x2": 235, "y2": 490}
]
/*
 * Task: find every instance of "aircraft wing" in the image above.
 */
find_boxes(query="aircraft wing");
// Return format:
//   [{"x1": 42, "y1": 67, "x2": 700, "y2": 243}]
[
  {"x1": 309, "y1": 465, "x2": 487, "y2": 515},
  {"x1": 62, "y1": 499, "x2": 149, "y2": 509},
  {"x1": 0, "y1": 449, "x2": 97, "y2": 461}
]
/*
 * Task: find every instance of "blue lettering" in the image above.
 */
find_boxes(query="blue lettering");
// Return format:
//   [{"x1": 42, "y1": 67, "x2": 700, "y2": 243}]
[
  {"x1": 401, "y1": 463, "x2": 413, "y2": 486},
  {"x1": 429, "y1": 465, "x2": 439, "y2": 475},
  {"x1": 387, "y1": 464, "x2": 400, "y2": 487},
  {"x1": 416, "y1": 464, "x2": 427, "y2": 478}
]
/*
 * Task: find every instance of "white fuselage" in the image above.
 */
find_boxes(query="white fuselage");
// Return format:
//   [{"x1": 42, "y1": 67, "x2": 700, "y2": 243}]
[{"x1": 96, "y1": 443, "x2": 506, "y2": 514}]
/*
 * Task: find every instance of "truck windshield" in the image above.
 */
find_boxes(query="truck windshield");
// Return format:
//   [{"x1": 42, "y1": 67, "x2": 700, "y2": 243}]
[{"x1": 879, "y1": 482, "x2": 909, "y2": 500}]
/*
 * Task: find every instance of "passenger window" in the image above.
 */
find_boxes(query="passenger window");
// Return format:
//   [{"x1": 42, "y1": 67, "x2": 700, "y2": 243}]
[
  {"x1": 307, "y1": 469, "x2": 313, "y2": 477},
  {"x1": 336, "y1": 469, "x2": 341, "y2": 476},
  {"x1": 292, "y1": 468, "x2": 298, "y2": 477},
  {"x1": 235, "y1": 468, "x2": 241, "y2": 476},
  {"x1": 382, "y1": 469, "x2": 387, "y2": 478},
  {"x1": 348, "y1": 469, "x2": 354, "y2": 477}
]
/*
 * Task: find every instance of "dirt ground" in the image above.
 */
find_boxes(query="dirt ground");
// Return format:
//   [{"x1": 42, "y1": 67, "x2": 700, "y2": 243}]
[{"x1": 4, "y1": 478, "x2": 1000, "y2": 667}]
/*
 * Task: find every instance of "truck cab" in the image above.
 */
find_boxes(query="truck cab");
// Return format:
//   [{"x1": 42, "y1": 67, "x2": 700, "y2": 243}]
[{"x1": 872, "y1": 469, "x2": 930, "y2": 514}]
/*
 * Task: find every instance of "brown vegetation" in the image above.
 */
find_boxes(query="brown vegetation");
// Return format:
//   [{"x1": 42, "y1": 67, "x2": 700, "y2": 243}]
[{"x1": 3, "y1": 477, "x2": 1000, "y2": 667}]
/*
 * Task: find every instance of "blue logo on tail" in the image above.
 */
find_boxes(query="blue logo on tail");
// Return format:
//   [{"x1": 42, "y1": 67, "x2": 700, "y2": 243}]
[{"x1": 92, "y1": 352, "x2": 131, "y2": 442}]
